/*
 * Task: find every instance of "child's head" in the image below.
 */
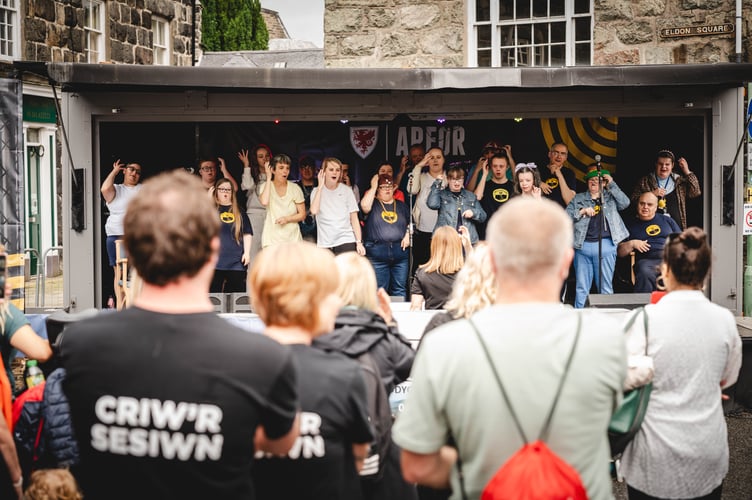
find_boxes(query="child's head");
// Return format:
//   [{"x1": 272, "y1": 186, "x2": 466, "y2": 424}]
[{"x1": 24, "y1": 469, "x2": 82, "y2": 500}]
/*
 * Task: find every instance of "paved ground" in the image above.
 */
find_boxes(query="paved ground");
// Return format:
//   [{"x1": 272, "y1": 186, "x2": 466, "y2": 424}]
[{"x1": 612, "y1": 409, "x2": 752, "y2": 499}]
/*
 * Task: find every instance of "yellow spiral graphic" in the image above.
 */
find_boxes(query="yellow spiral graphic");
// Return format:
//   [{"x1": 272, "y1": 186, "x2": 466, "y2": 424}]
[{"x1": 541, "y1": 117, "x2": 618, "y2": 182}]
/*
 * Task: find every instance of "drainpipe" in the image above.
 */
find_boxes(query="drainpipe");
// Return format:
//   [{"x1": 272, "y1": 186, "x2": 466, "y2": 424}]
[
  {"x1": 736, "y1": 0, "x2": 742, "y2": 63},
  {"x1": 191, "y1": 0, "x2": 197, "y2": 66}
]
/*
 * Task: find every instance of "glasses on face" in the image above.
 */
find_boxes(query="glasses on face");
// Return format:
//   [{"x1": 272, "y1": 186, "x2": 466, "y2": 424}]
[
  {"x1": 300, "y1": 165, "x2": 314, "y2": 170},
  {"x1": 550, "y1": 150, "x2": 568, "y2": 157},
  {"x1": 216, "y1": 187, "x2": 232, "y2": 193},
  {"x1": 126, "y1": 166, "x2": 141, "y2": 174},
  {"x1": 378, "y1": 185, "x2": 393, "y2": 190},
  {"x1": 448, "y1": 177, "x2": 464, "y2": 182}
]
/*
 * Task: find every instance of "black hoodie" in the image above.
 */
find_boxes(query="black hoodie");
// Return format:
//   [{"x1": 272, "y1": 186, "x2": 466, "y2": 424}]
[{"x1": 313, "y1": 308, "x2": 415, "y2": 394}]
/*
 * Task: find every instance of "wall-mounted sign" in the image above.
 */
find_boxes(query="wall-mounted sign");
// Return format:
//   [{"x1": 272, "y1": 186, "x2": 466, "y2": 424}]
[{"x1": 660, "y1": 24, "x2": 734, "y2": 38}]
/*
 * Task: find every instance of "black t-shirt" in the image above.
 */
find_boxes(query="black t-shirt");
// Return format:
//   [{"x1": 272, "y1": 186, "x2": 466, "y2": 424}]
[
  {"x1": 253, "y1": 345, "x2": 373, "y2": 500},
  {"x1": 539, "y1": 165, "x2": 576, "y2": 207},
  {"x1": 584, "y1": 199, "x2": 611, "y2": 242},
  {"x1": 61, "y1": 307, "x2": 298, "y2": 500},
  {"x1": 364, "y1": 199, "x2": 409, "y2": 243},
  {"x1": 626, "y1": 214, "x2": 681, "y2": 260},
  {"x1": 217, "y1": 205, "x2": 253, "y2": 270},
  {"x1": 410, "y1": 268, "x2": 457, "y2": 310},
  {"x1": 478, "y1": 179, "x2": 515, "y2": 239}
]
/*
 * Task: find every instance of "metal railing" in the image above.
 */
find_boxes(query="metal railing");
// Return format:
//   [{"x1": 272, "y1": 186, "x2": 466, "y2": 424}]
[{"x1": 23, "y1": 246, "x2": 65, "y2": 310}]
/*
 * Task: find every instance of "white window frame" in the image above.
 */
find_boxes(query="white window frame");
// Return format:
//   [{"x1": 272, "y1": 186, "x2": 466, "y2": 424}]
[
  {"x1": 152, "y1": 16, "x2": 171, "y2": 66},
  {"x1": 84, "y1": 0, "x2": 105, "y2": 63},
  {"x1": 0, "y1": 0, "x2": 19, "y2": 60},
  {"x1": 467, "y1": 0, "x2": 593, "y2": 68}
]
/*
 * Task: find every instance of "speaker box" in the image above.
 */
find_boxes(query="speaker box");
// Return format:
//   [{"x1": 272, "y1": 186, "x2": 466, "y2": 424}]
[{"x1": 585, "y1": 293, "x2": 652, "y2": 309}]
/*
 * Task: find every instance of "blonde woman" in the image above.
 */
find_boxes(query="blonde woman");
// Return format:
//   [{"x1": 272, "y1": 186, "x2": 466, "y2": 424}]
[
  {"x1": 249, "y1": 242, "x2": 374, "y2": 499},
  {"x1": 409, "y1": 226, "x2": 467, "y2": 310},
  {"x1": 210, "y1": 178, "x2": 252, "y2": 292},
  {"x1": 421, "y1": 242, "x2": 495, "y2": 336}
]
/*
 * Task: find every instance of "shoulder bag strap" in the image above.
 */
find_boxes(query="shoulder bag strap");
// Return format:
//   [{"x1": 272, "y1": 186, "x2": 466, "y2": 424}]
[
  {"x1": 624, "y1": 307, "x2": 649, "y2": 356},
  {"x1": 468, "y1": 314, "x2": 582, "y2": 444}
]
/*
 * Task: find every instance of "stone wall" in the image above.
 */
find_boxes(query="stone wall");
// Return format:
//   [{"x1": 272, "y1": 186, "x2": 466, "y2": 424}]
[
  {"x1": 594, "y1": 0, "x2": 749, "y2": 65},
  {"x1": 324, "y1": 0, "x2": 465, "y2": 68},
  {"x1": 23, "y1": 0, "x2": 196, "y2": 66}
]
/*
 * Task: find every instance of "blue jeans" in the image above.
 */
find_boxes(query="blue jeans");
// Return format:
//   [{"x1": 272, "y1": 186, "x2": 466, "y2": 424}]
[
  {"x1": 365, "y1": 241, "x2": 409, "y2": 298},
  {"x1": 574, "y1": 238, "x2": 616, "y2": 308},
  {"x1": 634, "y1": 258, "x2": 661, "y2": 293}
]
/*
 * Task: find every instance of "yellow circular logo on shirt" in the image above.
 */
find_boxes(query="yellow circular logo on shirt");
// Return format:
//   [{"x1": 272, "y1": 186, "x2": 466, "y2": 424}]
[
  {"x1": 492, "y1": 188, "x2": 510, "y2": 203},
  {"x1": 646, "y1": 224, "x2": 661, "y2": 237},
  {"x1": 381, "y1": 211, "x2": 397, "y2": 224},
  {"x1": 545, "y1": 177, "x2": 559, "y2": 188},
  {"x1": 220, "y1": 211, "x2": 235, "y2": 224},
  {"x1": 593, "y1": 204, "x2": 601, "y2": 215}
]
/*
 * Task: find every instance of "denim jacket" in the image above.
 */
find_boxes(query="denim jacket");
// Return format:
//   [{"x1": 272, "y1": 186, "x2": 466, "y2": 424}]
[
  {"x1": 427, "y1": 180, "x2": 487, "y2": 244},
  {"x1": 566, "y1": 182, "x2": 630, "y2": 249}
]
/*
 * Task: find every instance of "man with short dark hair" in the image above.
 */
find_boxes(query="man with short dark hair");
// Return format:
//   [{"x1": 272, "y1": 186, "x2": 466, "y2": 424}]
[
  {"x1": 618, "y1": 191, "x2": 681, "y2": 293},
  {"x1": 62, "y1": 170, "x2": 299, "y2": 499},
  {"x1": 539, "y1": 142, "x2": 577, "y2": 207},
  {"x1": 393, "y1": 198, "x2": 625, "y2": 499}
]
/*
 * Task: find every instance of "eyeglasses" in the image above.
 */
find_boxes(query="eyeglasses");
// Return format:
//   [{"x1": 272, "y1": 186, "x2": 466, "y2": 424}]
[
  {"x1": 216, "y1": 188, "x2": 232, "y2": 193},
  {"x1": 300, "y1": 165, "x2": 314, "y2": 170},
  {"x1": 126, "y1": 166, "x2": 141, "y2": 174},
  {"x1": 378, "y1": 185, "x2": 393, "y2": 190},
  {"x1": 448, "y1": 177, "x2": 464, "y2": 182},
  {"x1": 550, "y1": 150, "x2": 568, "y2": 157},
  {"x1": 199, "y1": 167, "x2": 215, "y2": 172}
]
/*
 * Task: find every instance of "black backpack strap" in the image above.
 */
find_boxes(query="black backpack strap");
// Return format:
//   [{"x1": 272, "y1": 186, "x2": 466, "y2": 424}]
[{"x1": 468, "y1": 313, "x2": 582, "y2": 444}]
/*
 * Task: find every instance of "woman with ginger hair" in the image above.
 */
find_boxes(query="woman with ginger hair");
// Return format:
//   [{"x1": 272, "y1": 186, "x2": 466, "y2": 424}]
[
  {"x1": 409, "y1": 226, "x2": 469, "y2": 311},
  {"x1": 249, "y1": 242, "x2": 373, "y2": 500}
]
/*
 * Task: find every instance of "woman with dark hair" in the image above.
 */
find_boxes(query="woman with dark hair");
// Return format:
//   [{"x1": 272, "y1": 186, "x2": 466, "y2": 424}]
[
  {"x1": 621, "y1": 227, "x2": 741, "y2": 500},
  {"x1": 259, "y1": 153, "x2": 306, "y2": 247},
  {"x1": 631, "y1": 149, "x2": 701, "y2": 230},
  {"x1": 239, "y1": 144, "x2": 272, "y2": 261},
  {"x1": 210, "y1": 178, "x2": 252, "y2": 292}
]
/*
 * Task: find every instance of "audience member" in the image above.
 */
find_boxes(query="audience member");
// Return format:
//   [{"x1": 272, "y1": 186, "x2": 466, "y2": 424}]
[
  {"x1": 0, "y1": 339, "x2": 21, "y2": 498},
  {"x1": 62, "y1": 170, "x2": 299, "y2": 499},
  {"x1": 409, "y1": 226, "x2": 467, "y2": 311},
  {"x1": 311, "y1": 157, "x2": 365, "y2": 255},
  {"x1": 250, "y1": 242, "x2": 373, "y2": 500},
  {"x1": 340, "y1": 161, "x2": 361, "y2": 205},
  {"x1": 397, "y1": 143, "x2": 426, "y2": 193},
  {"x1": 393, "y1": 197, "x2": 626, "y2": 499},
  {"x1": 421, "y1": 242, "x2": 495, "y2": 336},
  {"x1": 408, "y1": 147, "x2": 446, "y2": 270},
  {"x1": 566, "y1": 167, "x2": 630, "y2": 308},
  {"x1": 259, "y1": 154, "x2": 305, "y2": 248},
  {"x1": 617, "y1": 192, "x2": 681, "y2": 293},
  {"x1": 210, "y1": 178, "x2": 252, "y2": 293},
  {"x1": 427, "y1": 165, "x2": 487, "y2": 245},
  {"x1": 24, "y1": 469, "x2": 82, "y2": 500},
  {"x1": 101, "y1": 159, "x2": 143, "y2": 307},
  {"x1": 631, "y1": 149, "x2": 701, "y2": 230},
  {"x1": 621, "y1": 227, "x2": 741, "y2": 500},
  {"x1": 361, "y1": 174, "x2": 411, "y2": 298},
  {"x1": 513, "y1": 163, "x2": 543, "y2": 199},
  {"x1": 239, "y1": 145, "x2": 272, "y2": 261},
  {"x1": 296, "y1": 155, "x2": 318, "y2": 242},
  {"x1": 474, "y1": 153, "x2": 515, "y2": 239},
  {"x1": 539, "y1": 142, "x2": 576, "y2": 207}
]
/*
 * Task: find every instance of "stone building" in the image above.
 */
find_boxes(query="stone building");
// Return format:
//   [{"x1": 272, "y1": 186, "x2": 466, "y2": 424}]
[
  {"x1": 324, "y1": 0, "x2": 749, "y2": 67},
  {"x1": 0, "y1": 0, "x2": 198, "y2": 303}
]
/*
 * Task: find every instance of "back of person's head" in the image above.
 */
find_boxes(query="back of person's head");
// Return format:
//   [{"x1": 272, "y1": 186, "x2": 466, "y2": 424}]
[
  {"x1": 25, "y1": 468, "x2": 82, "y2": 500},
  {"x1": 487, "y1": 197, "x2": 573, "y2": 284},
  {"x1": 334, "y1": 252, "x2": 377, "y2": 311},
  {"x1": 444, "y1": 242, "x2": 495, "y2": 319},
  {"x1": 124, "y1": 170, "x2": 219, "y2": 286},
  {"x1": 422, "y1": 226, "x2": 464, "y2": 274},
  {"x1": 249, "y1": 241, "x2": 339, "y2": 332},
  {"x1": 663, "y1": 227, "x2": 710, "y2": 288}
]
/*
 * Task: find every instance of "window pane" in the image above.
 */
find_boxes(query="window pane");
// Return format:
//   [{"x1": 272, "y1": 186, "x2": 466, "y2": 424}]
[
  {"x1": 575, "y1": 0, "x2": 591, "y2": 14},
  {"x1": 500, "y1": 47, "x2": 516, "y2": 67},
  {"x1": 531, "y1": 23, "x2": 546, "y2": 44},
  {"x1": 550, "y1": 44, "x2": 565, "y2": 66},
  {"x1": 517, "y1": 23, "x2": 531, "y2": 43},
  {"x1": 477, "y1": 49, "x2": 492, "y2": 67},
  {"x1": 575, "y1": 42, "x2": 591, "y2": 65},
  {"x1": 476, "y1": 0, "x2": 490, "y2": 22},
  {"x1": 550, "y1": 1, "x2": 564, "y2": 16},
  {"x1": 477, "y1": 24, "x2": 492, "y2": 48},
  {"x1": 515, "y1": 0, "x2": 530, "y2": 19},
  {"x1": 575, "y1": 16, "x2": 591, "y2": 41},
  {"x1": 533, "y1": 0, "x2": 547, "y2": 18},
  {"x1": 550, "y1": 21, "x2": 565, "y2": 43},
  {"x1": 499, "y1": 0, "x2": 514, "y2": 20}
]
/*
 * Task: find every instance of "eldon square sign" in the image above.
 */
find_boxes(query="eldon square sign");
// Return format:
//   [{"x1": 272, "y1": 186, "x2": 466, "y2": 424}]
[{"x1": 660, "y1": 24, "x2": 735, "y2": 38}]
